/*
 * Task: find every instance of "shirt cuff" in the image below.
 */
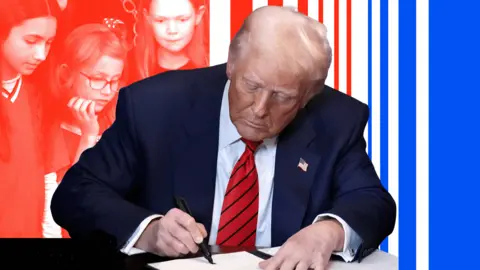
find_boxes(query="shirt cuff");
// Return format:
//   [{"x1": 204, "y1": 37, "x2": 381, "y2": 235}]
[
  {"x1": 313, "y1": 213, "x2": 363, "y2": 262},
  {"x1": 120, "y1": 214, "x2": 163, "y2": 255}
]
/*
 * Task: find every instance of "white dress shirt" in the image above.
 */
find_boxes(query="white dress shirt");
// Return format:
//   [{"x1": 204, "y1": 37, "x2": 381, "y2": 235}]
[{"x1": 122, "y1": 81, "x2": 362, "y2": 261}]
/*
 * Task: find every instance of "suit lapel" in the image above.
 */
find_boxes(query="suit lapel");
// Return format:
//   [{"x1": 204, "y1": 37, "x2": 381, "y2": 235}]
[
  {"x1": 172, "y1": 72, "x2": 228, "y2": 232},
  {"x1": 271, "y1": 109, "x2": 321, "y2": 246}
]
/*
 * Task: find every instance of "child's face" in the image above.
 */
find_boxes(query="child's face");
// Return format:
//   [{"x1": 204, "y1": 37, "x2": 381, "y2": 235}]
[
  {"x1": 71, "y1": 55, "x2": 124, "y2": 113},
  {"x1": 2, "y1": 16, "x2": 57, "y2": 76},
  {"x1": 148, "y1": 0, "x2": 202, "y2": 53}
]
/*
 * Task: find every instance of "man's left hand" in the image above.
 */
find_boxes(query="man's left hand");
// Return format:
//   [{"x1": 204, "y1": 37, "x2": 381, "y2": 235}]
[{"x1": 259, "y1": 219, "x2": 345, "y2": 270}]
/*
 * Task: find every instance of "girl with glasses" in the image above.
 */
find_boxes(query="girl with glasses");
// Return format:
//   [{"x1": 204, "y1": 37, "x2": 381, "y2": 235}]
[
  {"x1": 51, "y1": 23, "x2": 127, "y2": 171},
  {"x1": 0, "y1": 0, "x2": 62, "y2": 237},
  {"x1": 48, "y1": 24, "x2": 127, "y2": 238}
]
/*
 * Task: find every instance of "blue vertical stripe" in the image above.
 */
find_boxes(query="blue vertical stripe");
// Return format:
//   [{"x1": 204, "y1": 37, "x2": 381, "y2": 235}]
[
  {"x1": 380, "y1": 0, "x2": 389, "y2": 253},
  {"x1": 430, "y1": 0, "x2": 480, "y2": 268},
  {"x1": 367, "y1": 0, "x2": 372, "y2": 159},
  {"x1": 399, "y1": 0, "x2": 416, "y2": 269}
]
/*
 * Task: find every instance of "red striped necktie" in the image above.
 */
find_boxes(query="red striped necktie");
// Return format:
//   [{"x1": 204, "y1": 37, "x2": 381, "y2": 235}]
[{"x1": 216, "y1": 138, "x2": 261, "y2": 247}]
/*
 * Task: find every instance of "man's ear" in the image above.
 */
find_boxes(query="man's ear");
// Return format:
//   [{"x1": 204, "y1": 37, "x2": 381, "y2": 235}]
[
  {"x1": 195, "y1": 5, "x2": 206, "y2": 25},
  {"x1": 226, "y1": 61, "x2": 233, "y2": 79}
]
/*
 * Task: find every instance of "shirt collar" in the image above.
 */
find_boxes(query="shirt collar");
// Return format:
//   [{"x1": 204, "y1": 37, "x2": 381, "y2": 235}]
[
  {"x1": 218, "y1": 80, "x2": 278, "y2": 151},
  {"x1": 1, "y1": 74, "x2": 22, "y2": 103}
]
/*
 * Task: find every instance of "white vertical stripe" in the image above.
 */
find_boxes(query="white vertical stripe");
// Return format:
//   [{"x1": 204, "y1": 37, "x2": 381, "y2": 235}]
[
  {"x1": 388, "y1": 0, "x2": 399, "y2": 257},
  {"x1": 253, "y1": 0, "x2": 269, "y2": 10},
  {"x1": 416, "y1": 0, "x2": 429, "y2": 268},
  {"x1": 371, "y1": 0, "x2": 381, "y2": 175},
  {"x1": 307, "y1": 0, "x2": 319, "y2": 21},
  {"x1": 283, "y1": 0, "x2": 298, "y2": 9},
  {"x1": 338, "y1": 0, "x2": 347, "y2": 94},
  {"x1": 209, "y1": 0, "x2": 231, "y2": 65},
  {"x1": 323, "y1": 0, "x2": 335, "y2": 88},
  {"x1": 350, "y1": 0, "x2": 369, "y2": 149}
]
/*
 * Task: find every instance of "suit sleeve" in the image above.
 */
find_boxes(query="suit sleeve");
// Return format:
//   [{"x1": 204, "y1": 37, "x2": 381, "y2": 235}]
[
  {"x1": 328, "y1": 104, "x2": 396, "y2": 256},
  {"x1": 51, "y1": 86, "x2": 156, "y2": 248}
]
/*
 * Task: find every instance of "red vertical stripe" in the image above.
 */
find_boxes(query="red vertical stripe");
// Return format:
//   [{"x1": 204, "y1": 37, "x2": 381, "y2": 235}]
[
  {"x1": 298, "y1": 0, "x2": 309, "y2": 16},
  {"x1": 334, "y1": 0, "x2": 340, "y2": 90},
  {"x1": 346, "y1": 0, "x2": 352, "y2": 96},
  {"x1": 268, "y1": 0, "x2": 283, "y2": 6},
  {"x1": 318, "y1": 0, "x2": 324, "y2": 23},
  {"x1": 230, "y1": 0, "x2": 253, "y2": 40}
]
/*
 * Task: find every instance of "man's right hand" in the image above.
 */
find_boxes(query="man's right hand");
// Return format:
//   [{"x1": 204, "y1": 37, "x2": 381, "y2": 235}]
[{"x1": 134, "y1": 208, "x2": 208, "y2": 257}]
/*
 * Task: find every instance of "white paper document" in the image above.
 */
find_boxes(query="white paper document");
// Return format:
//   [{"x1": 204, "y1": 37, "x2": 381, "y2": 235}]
[
  {"x1": 148, "y1": 247, "x2": 398, "y2": 270},
  {"x1": 148, "y1": 251, "x2": 264, "y2": 270}
]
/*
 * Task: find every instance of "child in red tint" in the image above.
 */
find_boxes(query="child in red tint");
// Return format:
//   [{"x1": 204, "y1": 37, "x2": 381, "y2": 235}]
[
  {"x1": 48, "y1": 25, "x2": 128, "y2": 237},
  {"x1": 130, "y1": 0, "x2": 209, "y2": 83},
  {"x1": 0, "y1": 0, "x2": 62, "y2": 237}
]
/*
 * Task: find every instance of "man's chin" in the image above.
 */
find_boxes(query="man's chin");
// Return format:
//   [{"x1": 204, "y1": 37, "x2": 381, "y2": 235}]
[{"x1": 237, "y1": 125, "x2": 267, "y2": 142}]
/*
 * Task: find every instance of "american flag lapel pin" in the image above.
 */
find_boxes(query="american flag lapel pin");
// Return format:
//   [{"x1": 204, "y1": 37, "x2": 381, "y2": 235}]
[{"x1": 298, "y1": 158, "x2": 308, "y2": 172}]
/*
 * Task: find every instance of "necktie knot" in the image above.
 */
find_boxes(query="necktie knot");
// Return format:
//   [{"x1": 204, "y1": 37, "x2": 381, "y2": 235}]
[{"x1": 241, "y1": 138, "x2": 261, "y2": 152}]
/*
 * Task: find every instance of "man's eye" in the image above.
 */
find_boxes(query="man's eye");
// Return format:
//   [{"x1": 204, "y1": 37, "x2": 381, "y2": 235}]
[{"x1": 245, "y1": 82, "x2": 258, "y2": 90}]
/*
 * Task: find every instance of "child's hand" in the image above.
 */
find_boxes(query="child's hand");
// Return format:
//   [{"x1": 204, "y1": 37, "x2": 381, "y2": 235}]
[{"x1": 67, "y1": 97, "x2": 100, "y2": 136}]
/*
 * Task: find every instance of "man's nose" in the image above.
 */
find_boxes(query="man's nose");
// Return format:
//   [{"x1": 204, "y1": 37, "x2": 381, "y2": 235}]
[
  {"x1": 252, "y1": 91, "x2": 269, "y2": 118},
  {"x1": 33, "y1": 44, "x2": 47, "y2": 61}
]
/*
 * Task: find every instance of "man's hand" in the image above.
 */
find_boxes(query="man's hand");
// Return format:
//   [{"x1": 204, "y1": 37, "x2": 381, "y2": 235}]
[
  {"x1": 259, "y1": 219, "x2": 345, "y2": 270},
  {"x1": 135, "y1": 208, "x2": 208, "y2": 257}
]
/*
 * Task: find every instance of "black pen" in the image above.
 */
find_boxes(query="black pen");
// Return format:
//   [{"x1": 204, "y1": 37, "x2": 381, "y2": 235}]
[{"x1": 174, "y1": 196, "x2": 215, "y2": 264}]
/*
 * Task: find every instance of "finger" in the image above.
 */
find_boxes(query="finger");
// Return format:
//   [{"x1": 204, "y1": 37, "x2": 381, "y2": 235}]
[
  {"x1": 156, "y1": 231, "x2": 179, "y2": 257},
  {"x1": 72, "y1": 97, "x2": 85, "y2": 112},
  {"x1": 87, "y1": 100, "x2": 96, "y2": 117},
  {"x1": 173, "y1": 210, "x2": 203, "y2": 244},
  {"x1": 196, "y1": 223, "x2": 208, "y2": 238},
  {"x1": 79, "y1": 100, "x2": 91, "y2": 120},
  {"x1": 159, "y1": 228, "x2": 189, "y2": 256},
  {"x1": 67, "y1": 97, "x2": 77, "y2": 108},
  {"x1": 262, "y1": 245, "x2": 291, "y2": 270},
  {"x1": 258, "y1": 258, "x2": 272, "y2": 269},
  {"x1": 261, "y1": 256, "x2": 283, "y2": 270},
  {"x1": 279, "y1": 258, "x2": 298, "y2": 270},
  {"x1": 71, "y1": 99, "x2": 85, "y2": 121},
  {"x1": 295, "y1": 261, "x2": 309, "y2": 270},
  {"x1": 170, "y1": 237, "x2": 190, "y2": 255},
  {"x1": 311, "y1": 261, "x2": 326, "y2": 270},
  {"x1": 169, "y1": 223, "x2": 199, "y2": 254}
]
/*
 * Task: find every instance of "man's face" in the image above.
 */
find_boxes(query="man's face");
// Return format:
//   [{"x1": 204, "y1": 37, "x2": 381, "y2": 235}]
[{"x1": 227, "y1": 55, "x2": 309, "y2": 142}]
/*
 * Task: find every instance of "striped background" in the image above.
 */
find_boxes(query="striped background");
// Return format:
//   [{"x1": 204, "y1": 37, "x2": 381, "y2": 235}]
[{"x1": 207, "y1": 0, "x2": 429, "y2": 269}]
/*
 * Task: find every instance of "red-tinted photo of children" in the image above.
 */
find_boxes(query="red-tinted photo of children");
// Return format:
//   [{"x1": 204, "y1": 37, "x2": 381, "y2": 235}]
[
  {"x1": 0, "y1": 0, "x2": 62, "y2": 237},
  {"x1": 131, "y1": 0, "x2": 209, "y2": 82}
]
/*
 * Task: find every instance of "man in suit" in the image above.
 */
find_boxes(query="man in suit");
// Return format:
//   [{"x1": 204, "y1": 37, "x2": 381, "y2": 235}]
[{"x1": 51, "y1": 6, "x2": 396, "y2": 270}]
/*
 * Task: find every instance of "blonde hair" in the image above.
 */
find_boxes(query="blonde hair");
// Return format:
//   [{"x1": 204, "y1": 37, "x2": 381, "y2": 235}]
[{"x1": 228, "y1": 6, "x2": 332, "y2": 91}]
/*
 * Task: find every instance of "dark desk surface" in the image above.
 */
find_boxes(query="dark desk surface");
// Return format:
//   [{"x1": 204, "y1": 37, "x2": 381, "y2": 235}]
[{"x1": 0, "y1": 238, "x2": 264, "y2": 269}]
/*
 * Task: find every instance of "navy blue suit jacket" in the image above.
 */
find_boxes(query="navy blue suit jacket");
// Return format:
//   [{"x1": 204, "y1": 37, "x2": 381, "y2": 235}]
[{"x1": 51, "y1": 64, "x2": 396, "y2": 261}]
